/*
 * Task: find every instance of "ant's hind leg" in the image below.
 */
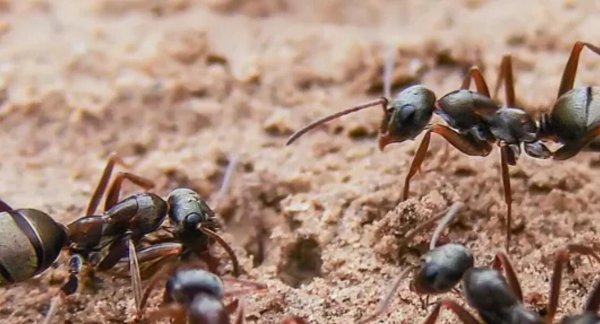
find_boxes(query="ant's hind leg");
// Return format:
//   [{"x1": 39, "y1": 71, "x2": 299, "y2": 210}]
[
  {"x1": 558, "y1": 42, "x2": 600, "y2": 97},
  {"x1": 86, "y1": 152, "x2": 129, "y2": 215},
  {"x1": 43, "y1": 254, "x2": 83, "y2": 324},
  {"x1": 461, "y1": 66, "x2": 491, "y2": 97},
  {"x1": 104, "y1": 171, "x2": 155, "y2": 210},
  {"x1": 403, "y1": 125, "x2": 492, "y2": 200}
]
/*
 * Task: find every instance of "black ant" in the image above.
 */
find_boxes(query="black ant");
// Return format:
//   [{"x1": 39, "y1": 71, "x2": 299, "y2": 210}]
[
  {"x1": 143, "y1": 268, "x2": 307, "y2": 324},
  {"x1": 0, "y1": 152, "x2": 240, "y2": 323},
  {"x1": 359, "y1": 208, "x2": 600, "y2": 324},
  {"x1": 287, "y1": 42, "x2": 600, "y2": 251},
  {"x1": 0, "y1": 153, "x2": 166, "y2": 323}
]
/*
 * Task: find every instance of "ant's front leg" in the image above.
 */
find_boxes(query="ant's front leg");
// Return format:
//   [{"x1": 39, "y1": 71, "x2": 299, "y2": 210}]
[
  {"x1": 423, "y1": 299, "x2": 480, "y2": 324},
  {"x1": 403, "y1": 124, "x2": 492, "y2": 200},
  {"x1": 43, "y1": 254, "x2": 83, "y2": 324}
]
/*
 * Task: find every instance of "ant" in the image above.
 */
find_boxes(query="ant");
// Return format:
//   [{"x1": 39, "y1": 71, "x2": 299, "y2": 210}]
[
  {"x1": 0, "y1": 153, "x2": 165, "y2": 323},
  {"x1": 359, "y1": 208, "x2": 600, "y2": 323},
  {"x1": 0, "y1": 152, "x2": 241, "y2": 323},
  {"x1": 143, "y1": 268, "x2": 307, "y2": 324},
  {"x1": 287, "y1": 44, "x2": 600, "y2": 251}
]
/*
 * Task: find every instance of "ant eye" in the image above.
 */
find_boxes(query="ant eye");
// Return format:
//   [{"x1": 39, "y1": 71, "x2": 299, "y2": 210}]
[
  {"x1": 423, "y1": 264, "x2": 440, "y2": 283},
  {"x1": 399, "y1": 104, "x2": 417, "y2": 122},
  {"x1": 183, "y1": 213, "x2": 201, "y2": 230}
]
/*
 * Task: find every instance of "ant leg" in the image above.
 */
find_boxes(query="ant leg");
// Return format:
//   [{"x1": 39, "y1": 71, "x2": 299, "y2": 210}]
[
  {"x1": 357, "y1": 266, "x2": 414, "y2": 324},
  {"x1": 546, "y1": 244, "x2": 600, "y2": 323},
  {"x1": 460, "y1": 66, "x2": 491, "y2": 97},
  {"x1": 558, "y1": 42, "x2": 600, "y2": 97},
  {"x1": 499, "y1": 144, "x2": 514, "y2": 252},
  {"x1": 285, "y1": 98, "x2": 389, "y2": 145},
  {"x1": 491, "y1": 251, "x2": 523, "y2": 301},
  {"x1": 493, "y1": 55, "x2": 516, "y2": 107},
  {"x1": 86, "y1": 152, "x2": 129, "y2": 215},
  {"x1": 197, "y1": 225, "x2": 241, "y2": 277},
  {"x1": 553, "y1": 125, "x2": 600, "y2": 160},
  {"x1": 403, "y1": 124, "x2": 492, "y2": 200},
  {"x1": 127, "y1": 237, "x2": 142, "y2": 312},
  {"x1": 0, "y1": 199, "x2": 12, "y2": 213},
  {"x1": 43, "y1": 254, "x2": 83, "y2": 324},
  {"x1": 145, "y1": 303, "x2": 187, "y2": 324},
  {"x1": 104, "y1": 171, "x2": 155, "y2": 210},
  {"x1": 423, "y1": 299, "x2": 480, "y2": 324},
  {"x1": 97, "y1": 236, "x2": 130, "y2": 271},
  {"x1": 584, "y1": 275, "x2": 600, "y2": 313},
  {"x1": 133, "y1": 244, "x2": 182, "y2": 316}
]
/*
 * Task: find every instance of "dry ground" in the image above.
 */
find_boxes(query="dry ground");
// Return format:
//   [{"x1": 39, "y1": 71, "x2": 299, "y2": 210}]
[{"x1": 2, "y1": 0, "x2": 600, "y2": 323}]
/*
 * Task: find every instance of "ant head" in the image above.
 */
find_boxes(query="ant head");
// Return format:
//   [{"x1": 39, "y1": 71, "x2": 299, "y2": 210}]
[
  {"x1": 165, "y1": 269, "x2": 224, "y2": 305},
  {"x1": 411, "y1": 243, "x2": 473, "y2": 294},
  {"x1": 378, "y1": 85, "x2": 435, "y2": 150},
  {"x1": 168, "y1": 188, "x2": 215, "y2": 227}
]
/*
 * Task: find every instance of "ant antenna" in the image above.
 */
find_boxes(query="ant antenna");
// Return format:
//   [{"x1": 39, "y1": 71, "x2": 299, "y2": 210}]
[
  {"x1": 285, "y1": 98, "x2": 388, "y2": 145},
  {"x1": 285, "y1": 47, "x2": 397, "y2": 146},
  {"x1": 430, "y1": 202, "x2": 463, "y2": 250},
  {"x1": 358, "y1": 266, "x2": 414, "y2": 324}
]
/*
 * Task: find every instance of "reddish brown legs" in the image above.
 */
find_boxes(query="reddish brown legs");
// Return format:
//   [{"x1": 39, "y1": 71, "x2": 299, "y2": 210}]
[
  {"x1": 422, "y1": 299, "x2": 480, "y2": 324},
  {"x1": 558, "y1": 42, "x2": 600, "y2": 97},
  {"x1": 461, "y1": 66, "x2": 492, "y2": 97},
  {"x1": 493, "y1": 55, "x2": 517, "y2": 107},
  {"x1": 402, "y1": 124, "x2": 492, "y2": 200},
  {"x1": 546, "y1": 244, "x2": 600, "y2": 323},
  {"x1": 499, "y1": 143, "x2": 513, "y2": 251},
  {"x1": 86, "y1": 152, "x2": 128, "y2": 214},
  {"x1": 491, "y1": 251, "x2": 523, "y2": 301},
  {"x1": 86, "y1": 153, "x2": 155, "y2": 214},
  {"x1": 104, "y1": 172, "x2": 155, "y2": 210}
]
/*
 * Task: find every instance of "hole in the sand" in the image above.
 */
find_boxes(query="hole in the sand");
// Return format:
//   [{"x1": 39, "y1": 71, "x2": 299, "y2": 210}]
[{"x1": 278, "y1": 236, "x2": 323, "y2": 288}]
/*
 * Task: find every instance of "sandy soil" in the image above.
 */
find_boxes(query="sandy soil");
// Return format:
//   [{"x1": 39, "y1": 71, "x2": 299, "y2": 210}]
[{"x1": 2, "y1": 0, "x2": 600, "y2": 323}]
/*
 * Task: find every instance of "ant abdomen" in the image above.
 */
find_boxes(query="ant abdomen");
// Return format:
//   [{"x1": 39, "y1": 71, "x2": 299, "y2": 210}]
[{"x1": 0, "y1": 208, "x2": 67, "y2": 285}]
